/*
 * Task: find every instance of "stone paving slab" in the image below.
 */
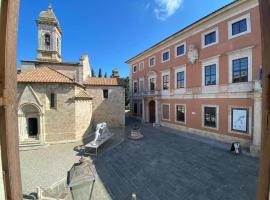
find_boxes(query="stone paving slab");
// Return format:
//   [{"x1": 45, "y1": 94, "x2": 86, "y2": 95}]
[{"x1": 93, "y1": 119, "x2": 259, "y2": 200}]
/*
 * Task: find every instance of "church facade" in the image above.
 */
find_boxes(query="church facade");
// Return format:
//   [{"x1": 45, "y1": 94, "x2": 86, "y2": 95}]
[{"x1": 17, "y1": 5, "x2": 125, "y2": 146}]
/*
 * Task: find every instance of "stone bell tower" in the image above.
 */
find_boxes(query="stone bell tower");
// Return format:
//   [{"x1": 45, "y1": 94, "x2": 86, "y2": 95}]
[{"x1": 36, "y1": 4, "x2": 62, "y2": 62}]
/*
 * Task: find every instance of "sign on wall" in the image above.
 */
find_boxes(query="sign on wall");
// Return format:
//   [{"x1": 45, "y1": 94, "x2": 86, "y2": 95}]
[{"x1": 232, "y1": 108, "x2": 248, "y2": 133}]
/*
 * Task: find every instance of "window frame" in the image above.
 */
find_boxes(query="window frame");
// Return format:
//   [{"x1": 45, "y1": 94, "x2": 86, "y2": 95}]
[
  {"x1": 139, "y1": 62, "x2": 144, "y2": 71},
  {"x1": 228, "y1": 47, "x2": 252, "y2": 84},
  {"x1": 202, "y1": 105, "x2": 219, "y2": 130},
  {"x1": 232, "y1": 57, "x2": 249, "y2": 83},
  {"x1": 174, "y1": 65, "x2": 186, "y2": 92},
  {"x1": 50, "y1": 92, "x2": 56, "y2": 109},
  {"x1": 149, "y1": 56, "x2": 156, "y2": 67},
  {"x1": 139, "y1": 78, "x2": 144, "y2": 93},
  {"x1": 201, "y1": 56, "x2": 219, "y2": 86},
  {"x1": 133, "y1": 80, "x2": 138, "y2": 93},
  {"x1": 132, "y1": 64, "x2": 138, "y2": 73},
  {"x1": 175, "y1": 42, "x2": 186, "y2": 58},
  {"x1": 103, "y1": 89, "x2": 109, "y2": 99},
  {"x1": 228, "y1": 13, "x2": 251, "y2": 39},
  {"x1": 161, "y1": 49, "x2": 170, "y2": 63},
  {"x1": 161, "y1": 70, "x2": 170, "y2": 92},
  {"x1": 161, "y1": 103, "x2": 170, "y2": 121},
  {"x1": 175, "y1": 104, "x2": 186, "y2": 124},
  {"x1": 202, "y1": 27, "x2": 219, "y2": 48}
]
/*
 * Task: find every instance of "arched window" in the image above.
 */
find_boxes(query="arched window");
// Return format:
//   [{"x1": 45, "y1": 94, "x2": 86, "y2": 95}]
[{"x1": 44, "y1": 34, "x2": 51, "y2": 48}]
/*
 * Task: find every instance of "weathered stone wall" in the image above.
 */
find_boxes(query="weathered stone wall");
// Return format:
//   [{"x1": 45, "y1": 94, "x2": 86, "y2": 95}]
[
  {"x1": 18, "y1": 83, "x2": 77, "y2": 143},
  {"x1": 74, "y1": 87, "x2": 93, "y2": 139},
  {"x1": 86, "y1": 86, "x2": 125, "y2": 128}
]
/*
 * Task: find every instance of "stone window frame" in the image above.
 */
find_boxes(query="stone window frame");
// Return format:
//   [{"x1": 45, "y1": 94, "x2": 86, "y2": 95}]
[
  {"x1": 149, "y1": 56, "x2": 156, "y2": 67},
  {"x1": 201, "y1": 56, "x2": 219, "y2": 86},
  {"x1": 161, "y1": 49, "x2": 171, "y2": 63},
  {"x1": 103, "y1": 89, "x2": 109, "y2": 99},
  {"x1": 49, "y1": 92, "x2": 57, "y2": 109},
  {"x1": 148, "y1": 71, "x2": 157, "y2": 91},
  {"x1": 228, "y1": 105, "x2": 252, "y2": 136},
  {"x1": 175, "y1": 104, "x2": 186, "y2": 124},
  {"x1": 133, "y1": 64, "x2": 138, "y2": 73},
  {"x1": 228, "y1": 13, "x2": 251, "y2": 39},
  {"x1": 139, "y1": 61, "x2": 144, "y2": 71},
  {"x1": 175, "y1": 42, "x2": 186, "y2": 58},
  {"x1": 228, "y1": 47, "x2": 252, "y2": 84},
  {"x1": 139, "y1": 77, "x2": 144, "y2": 93},
  {"x1": 133, "y1": 80, "x2": 138, "y2": 93},
  {"x1": 201, "y1": 27, "x2": 219, "y2": 48},
  {"x1": 161, "y1": 103, "x2": 171, "y2": 121},
  {"x1": 201, "y1": 104, "x2": 219, "y2": 131},
  {"x1": 161, "y1": 70, "x2": 170, "y2": 91},
  {"x1": 174, "y1": 65, "x2": 186, "y2": 93}
]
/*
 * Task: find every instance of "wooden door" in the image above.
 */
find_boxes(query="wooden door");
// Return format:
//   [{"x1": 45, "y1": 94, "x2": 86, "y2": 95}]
[{"x1": 149, "y1": 101, "x2": 155, "y2": 123}]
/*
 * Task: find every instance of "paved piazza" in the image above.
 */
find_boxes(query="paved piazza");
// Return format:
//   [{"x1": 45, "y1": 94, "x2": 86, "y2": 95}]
[{"x1": 21, "y1": 119, "x2": 259, "y2": 200}]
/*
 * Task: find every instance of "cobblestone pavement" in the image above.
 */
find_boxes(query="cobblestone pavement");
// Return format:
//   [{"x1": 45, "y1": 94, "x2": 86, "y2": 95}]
[
  {"x1": 20, "y1": 118, "x2": 259, "y2": 200},
  {"x1": 94, "y1": 118, "x2": 259, "y2": 200}
]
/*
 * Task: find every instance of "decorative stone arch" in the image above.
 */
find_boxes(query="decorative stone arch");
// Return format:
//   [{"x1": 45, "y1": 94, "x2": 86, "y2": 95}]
[{"x1": 18, "y1": 103, "x2": 45, "y2": 144}]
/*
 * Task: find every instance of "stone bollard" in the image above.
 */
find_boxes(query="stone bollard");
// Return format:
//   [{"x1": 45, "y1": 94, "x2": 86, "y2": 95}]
[{"x1": 131, "y1": 193, "x2": 136, "y2": 200}]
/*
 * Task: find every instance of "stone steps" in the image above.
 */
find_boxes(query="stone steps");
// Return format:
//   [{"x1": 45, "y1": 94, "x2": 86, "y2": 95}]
[{"x1": 19, "y1": 142, "x2": 49, "y2": 151}]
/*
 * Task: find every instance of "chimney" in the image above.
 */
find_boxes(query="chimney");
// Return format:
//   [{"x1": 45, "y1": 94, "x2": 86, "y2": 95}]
[{"x1": 112, "y1": 68, "x2": 119, "y2": 78}]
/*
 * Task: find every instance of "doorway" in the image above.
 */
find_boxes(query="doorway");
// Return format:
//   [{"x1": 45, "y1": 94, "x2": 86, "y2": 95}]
[
  {"x1": 149, "y1": 100, "x2": 155, "y2": 123},
  {"x1": 27, "y1": 118, "x2": 38, "y2": 137}
]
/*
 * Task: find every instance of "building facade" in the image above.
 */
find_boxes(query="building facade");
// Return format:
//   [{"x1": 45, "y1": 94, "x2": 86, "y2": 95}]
[
  {"x1": 127, "y1": 0, "x2": 262, "y2": 154},
  {"x1": 17, "y1": 5, "x2": 125, "y2": 146}
]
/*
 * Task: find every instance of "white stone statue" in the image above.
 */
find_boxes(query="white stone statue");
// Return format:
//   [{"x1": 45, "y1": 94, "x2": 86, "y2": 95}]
[
  {"x1": 187, "y1": 45, "x2": 198, "y2": 64},
  {"x1": 91, "y1": 122, "x2": 111, "y2": 145}
]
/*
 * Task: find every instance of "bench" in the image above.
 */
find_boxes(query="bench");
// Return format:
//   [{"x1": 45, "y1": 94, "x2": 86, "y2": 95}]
[{"x1": 84, "y1": 122, "x2": 113, "y2": 156}]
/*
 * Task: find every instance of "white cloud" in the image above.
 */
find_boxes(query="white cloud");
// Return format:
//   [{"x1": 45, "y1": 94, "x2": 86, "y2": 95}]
[{"x1": 154, "y1": 0, "x2": 183, "y2": 20}]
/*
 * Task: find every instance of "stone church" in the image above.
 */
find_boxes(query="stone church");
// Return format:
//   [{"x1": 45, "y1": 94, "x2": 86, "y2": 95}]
[{"x1": 17, "y1": 5, "x2": 125, "y2": 146}]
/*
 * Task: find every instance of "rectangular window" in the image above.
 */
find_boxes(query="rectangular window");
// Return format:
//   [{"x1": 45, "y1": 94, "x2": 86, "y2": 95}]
[
  {"x1": 150, "y1": 78, "x2": 155, "y2": 91},
  {"x1": 162, "y1": 104, "x2": 170, "y2": 120},
  {"x1": 204, "y1": 106, "x2": 217, "y2": 128},
  {"x1": 231, "y1": 108, "x2": 249, "y2": 133},
  {"x1": 133, "y1": 103, "x2": 138, "y2": 114},
  {"x1": 139, "y1": 62, "x2": 144, "y2": 71},
  {"x1": 162, "y1": 51, "x2": 170, "y2": 62},
  {"x1": 176, "y1": 44, "x2": 185, "y2": 56},
  {"x1": 133, "y1": 65, "x2": 137, "y2": 73},
  {"x1": 103, "y1": 89, "x2": 108, "y2": 99},
  {"x1": 205, "y1": 64, "x2": 216, "y2": 86},
  {"x1": 176, "y1": 71, "x2": 185, "y2": 88},
  {"x1": 176, "y1": 105, "x2": 185, "y2": 122},
  {"x1": 204, "y1": 31, "x2": 216, "y2": 46},
  {"x1": 133, "y1": 82, "x2": 138, "y2": 93},
  {"x1": 50, "y1": 93, "x2": 56, "y2": 108},
  {"x1": 140, "y1": 103, "x2": 143, "y2": 116},
  {"x1": 232, "y1": 19, "x2": 247, "y2": 36},
  {"x1": 149, "y1": 57, "x2": 155, "y2": 67},
  {"x1": 232, "y1": 57, "x2": 248, "y2": 83},
  {"x1": 139, "y1": 80, "x2": 144, "y2": 93},
  {"x1": 162, "y1": 75, "x2": 169, "y2": 90}
]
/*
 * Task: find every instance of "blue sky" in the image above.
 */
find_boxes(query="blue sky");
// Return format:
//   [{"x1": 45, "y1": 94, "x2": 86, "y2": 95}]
[{"x1": 17, "y1": 0, "x2": 234, "y2": 78}]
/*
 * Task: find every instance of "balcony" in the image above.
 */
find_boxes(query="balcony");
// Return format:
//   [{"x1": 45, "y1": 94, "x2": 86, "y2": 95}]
[{"x1": 132, "y1": 89, "x2": 161, "y2": 98}]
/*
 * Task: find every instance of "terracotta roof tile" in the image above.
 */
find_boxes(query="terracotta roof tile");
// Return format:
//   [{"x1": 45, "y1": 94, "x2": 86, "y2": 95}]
[
  {"x1": 17, "y1": 67, "x2": 74, "y2": 83},
  {"x1": 84, "y1": 77, "x2": 121, "y2": 86},
  {"x1": 75, "y1": 90, "x2": 93, "y2": 99}
]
